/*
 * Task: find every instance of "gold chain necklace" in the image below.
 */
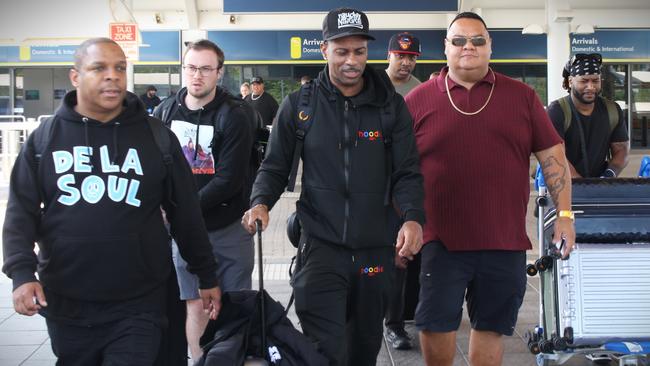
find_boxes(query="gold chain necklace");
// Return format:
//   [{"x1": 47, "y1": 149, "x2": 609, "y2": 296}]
[{"x1": 445, "y1": 68, "x2": 495, "y2": 116}]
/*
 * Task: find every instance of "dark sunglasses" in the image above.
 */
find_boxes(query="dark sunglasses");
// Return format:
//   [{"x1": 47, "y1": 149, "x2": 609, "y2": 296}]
[
  {"x1": 447, "y1": 36, "x2": 488, "y2": 47},
  {"x1": 570, "y1": 53, "x2": 602, "y2": 66}
]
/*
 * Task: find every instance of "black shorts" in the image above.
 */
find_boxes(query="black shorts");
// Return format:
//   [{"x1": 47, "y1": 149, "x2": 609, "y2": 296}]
[{"x1": 415, "y1": 241, "x2": 526, "y2": 336}]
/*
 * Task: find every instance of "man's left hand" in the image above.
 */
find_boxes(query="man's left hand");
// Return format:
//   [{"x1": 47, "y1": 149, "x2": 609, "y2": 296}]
[
  {"x1": 553, "y1": 217, "x2": 576, "y2": 259},
  {"x1": 199, "y1": 286, "x2": 222, "y2": 320},
  {"x1": 395, "y1": 221, "x2": 423, "y2": 260}
]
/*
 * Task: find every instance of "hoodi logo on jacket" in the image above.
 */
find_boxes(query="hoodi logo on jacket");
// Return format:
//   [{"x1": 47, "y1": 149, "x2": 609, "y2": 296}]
[
  {"x1": 357, "y1": 130, "x2": 382, "y2": 141},
  {"x1": 360, "y1": 265, "x2": 384, "y2": 277},
  {"x1": 338, "y1": 12, "x2": 363, "y2": 29},
  {"x1": 52, "y1": 146, "x2": 143, "y2": 207}
]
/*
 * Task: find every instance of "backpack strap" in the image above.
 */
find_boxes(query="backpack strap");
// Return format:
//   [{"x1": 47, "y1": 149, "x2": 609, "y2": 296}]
[
  {"x1": 287, "y1": 80, "x2": 318, "y2": 192},
  {"x1": 558, "y1": 95, "x2": 572, "y2": 133},
  {"x1": 146, "y1": 116, "x2": 176, "y2": 207},
  {"x1": 378, "y1": 104, "x2": 395, "y2": 206},
  {"x1": 601, "y1": 96, "x2": 619, "y2": 133},
  {"x1": 160, "y1": 97, "x2": 180, "y2": 126},
  {"x1": 31, "y1": 116, "x2": 56, "y2": 212}
]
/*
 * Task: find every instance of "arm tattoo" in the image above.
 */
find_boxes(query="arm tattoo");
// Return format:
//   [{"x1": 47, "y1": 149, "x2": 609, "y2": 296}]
[{"x1": 541, "y1": 156, "x2": 567, "y2": 205}]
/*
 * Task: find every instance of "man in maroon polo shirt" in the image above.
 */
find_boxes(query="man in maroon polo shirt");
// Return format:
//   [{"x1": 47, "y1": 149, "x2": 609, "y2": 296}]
[{"x1": 404, "y1": 12, "x2": 575, "y2": 366}]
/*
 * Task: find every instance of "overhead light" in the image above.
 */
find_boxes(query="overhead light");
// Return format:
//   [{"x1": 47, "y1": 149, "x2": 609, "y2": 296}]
[
  {"x1": 574, "y1": 24, "x2": 595, "y2": 34},
  {"x1": 522, "y1": 24, "x2": 546, "y2": 35},
  {"x1": 229, "y1": 15, "x2": 236, "y2": 24},
  {"x1": 154, "y1": 13, "x2": 163, "y2": 24}
]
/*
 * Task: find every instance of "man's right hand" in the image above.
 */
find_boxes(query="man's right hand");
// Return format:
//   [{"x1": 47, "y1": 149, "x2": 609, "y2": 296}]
[
  {"x1": 13, "y1": 281, "x2": 47, "y2": 316},
  {"x1": 242, "y1": 204, "x2": 269, "y2": 234}
]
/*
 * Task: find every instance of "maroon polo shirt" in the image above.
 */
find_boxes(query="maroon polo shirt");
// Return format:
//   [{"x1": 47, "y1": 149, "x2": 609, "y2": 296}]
[{"x1": 405, "y1": 66, "x2": 561, "y2": 251}]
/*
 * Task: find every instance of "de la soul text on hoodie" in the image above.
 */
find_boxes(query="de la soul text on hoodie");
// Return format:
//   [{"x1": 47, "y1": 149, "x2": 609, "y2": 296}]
[{"x1": 2, "y1": 91, "x2": 218, "y2": 306}]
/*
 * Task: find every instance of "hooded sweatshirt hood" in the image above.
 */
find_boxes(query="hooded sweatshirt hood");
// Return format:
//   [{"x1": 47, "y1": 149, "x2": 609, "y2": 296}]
[{"x1": 317, "y1": 64, "x2": 396, "y2": 108}]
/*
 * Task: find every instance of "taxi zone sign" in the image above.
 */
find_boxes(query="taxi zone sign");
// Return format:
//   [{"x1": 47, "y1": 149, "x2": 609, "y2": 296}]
[{"x1": 109, "y1": 23, "x2": 139, "y2": 61}]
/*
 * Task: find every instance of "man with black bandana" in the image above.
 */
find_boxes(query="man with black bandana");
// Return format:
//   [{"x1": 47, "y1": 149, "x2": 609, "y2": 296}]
[{"x1": 547, "y1": 53, "x2": 629, "y2": 178}]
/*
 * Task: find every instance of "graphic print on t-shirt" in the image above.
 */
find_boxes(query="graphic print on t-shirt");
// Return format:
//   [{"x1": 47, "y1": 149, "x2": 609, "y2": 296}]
[{"x1": 169, "y1": 120, "x2": 215, "y2": 174}]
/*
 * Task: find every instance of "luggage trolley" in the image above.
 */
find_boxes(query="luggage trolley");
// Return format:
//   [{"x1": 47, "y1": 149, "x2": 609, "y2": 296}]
[{"x1": 526, "y1": 172, "x2": 650, "y2": 366}]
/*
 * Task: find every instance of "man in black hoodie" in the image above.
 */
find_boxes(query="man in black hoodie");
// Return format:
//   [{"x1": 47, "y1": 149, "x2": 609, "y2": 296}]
[
  {"x1": 2, "y1": 38, "x2": 221, "y2": 365},
  {"x1": 153, "y1": 39, "x2": 255, "y2": 360},
  {"x1": 243, "y1": 8, "x2": 425, "y2": 366}
]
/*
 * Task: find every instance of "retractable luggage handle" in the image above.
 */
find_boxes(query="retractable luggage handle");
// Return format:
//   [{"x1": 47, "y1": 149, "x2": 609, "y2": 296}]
[{"x1": 255, "y1": 219, "x2": 267, "y2": 361}]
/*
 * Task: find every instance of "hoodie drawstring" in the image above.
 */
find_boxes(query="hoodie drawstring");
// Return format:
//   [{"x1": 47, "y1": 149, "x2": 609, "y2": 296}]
[
  {"x1": 82, "y1": 117, "x2": 94, "y2": 169},
  {"x1": 112, "y1": 122, "x2": 121, "y2": 165},
  {"x1": 193, "y1": 108, "x2": 203, "y2": 161}
]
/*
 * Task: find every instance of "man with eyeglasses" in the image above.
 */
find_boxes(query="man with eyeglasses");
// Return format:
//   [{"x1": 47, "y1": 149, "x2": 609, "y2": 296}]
[
  {"x1": 404, "y1": 12, "x2": 575, "y2": 366},
  {"x1": 242, "y1": 7, "x2": 425, "y2": 365},
  {"x1": 547, "y1": 53, "x2": 629, "y2": 178},
  {"x1": 244, "y1": 76, "x2": 279, "y2": 126},
  {"x1": 385, "y1": 32, "x2": 422, "y2": 98},
  {"x1": 154, "y1": 39, "x2": 256, "y2": 361}
]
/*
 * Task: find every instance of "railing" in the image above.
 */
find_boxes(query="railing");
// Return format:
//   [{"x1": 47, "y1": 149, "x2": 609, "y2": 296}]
[{"x1": 0, "y1": 116, "x2": 49, "y2": 182}]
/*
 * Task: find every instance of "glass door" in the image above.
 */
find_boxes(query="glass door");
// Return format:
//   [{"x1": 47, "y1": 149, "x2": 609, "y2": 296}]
[{"x1": 630, "y1": 64, "x2": 650, "y2": 148}]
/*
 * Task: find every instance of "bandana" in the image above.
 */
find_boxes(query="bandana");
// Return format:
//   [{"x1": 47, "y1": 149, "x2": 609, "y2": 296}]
[{"x1": 570, "y1": 57, "x2": 601, "y2": 77}]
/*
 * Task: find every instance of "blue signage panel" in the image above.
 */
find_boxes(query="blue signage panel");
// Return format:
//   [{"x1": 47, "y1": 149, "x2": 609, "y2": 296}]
[
  {"x1": 0, "y1": 46, "x2": 20, "y2": 63},
  {"x1": 0, "y1": 31, "x2": 179, "y2": 64},
  {"x1": 208, "y1": 30, "x2": 546, "y2": 62},
  {"x1": 224, "y1": 0, "x2": 457, "y2": 13},
  {"x1": 571, "y1": 29, "x2": 650, "y2": 60},
  {"x1": 139, "y1": 31, "x2": 180, "y2": 62}
]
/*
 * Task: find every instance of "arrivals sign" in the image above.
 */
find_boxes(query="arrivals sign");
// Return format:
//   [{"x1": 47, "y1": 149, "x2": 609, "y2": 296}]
[
  {"x1": 208, "y1": 30, "x2": 547, "y2": 62},
  {"x1": 110, "y1": 23, "x2": 139, "y2": 61},
  {"x1": 570, "y1": 29, "x2": 650, "y2": 60}
]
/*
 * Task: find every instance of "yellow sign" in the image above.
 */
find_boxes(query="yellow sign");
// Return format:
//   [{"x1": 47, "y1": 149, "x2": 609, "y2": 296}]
[
  {"x1": 19, "y1": 46, "x2": 31, "y2": 61},
  {"x1": 290, "y1": 37, "x2": 302, "y2": 59}
]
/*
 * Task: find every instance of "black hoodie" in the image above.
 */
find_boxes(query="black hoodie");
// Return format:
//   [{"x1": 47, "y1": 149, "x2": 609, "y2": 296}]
[
  {"x1": 154, "y1": 87, "x2": 254, "y2": 230},
  {"x1": 251, "y1": 66, "x2": 425, "y2": 249},
  {"x1": 2, "y1": 91, "x2": 218, "y2": 305}
]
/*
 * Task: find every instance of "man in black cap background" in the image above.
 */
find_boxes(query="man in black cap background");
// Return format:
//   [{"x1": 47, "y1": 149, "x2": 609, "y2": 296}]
[
  {"x1": 383, "y1": 31, "x2": 423, "y2": 352},
  {"x1": 547, "y1": 53, "x2": 629, "y2": 177},
  {"x1": 242, "y1": 7, "x2": 425, "y2": 366},
  {"x1": 139, "y1": 85, "x2": 161, "y2": 115},
  {"x1": 244, "y1": 76, "x2": 279, "y2": 126},
  {"x1": 385, "y1": 32, "x2": 422, "y2": 97}
]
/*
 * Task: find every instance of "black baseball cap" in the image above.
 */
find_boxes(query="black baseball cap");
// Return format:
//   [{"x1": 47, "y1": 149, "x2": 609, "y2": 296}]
[
  {"x1": 388, "y1": 32, "x2": 421, "y2": 56},
  {"x1": 322, "y1": 7, "x2": 375, "y2": 41},
  {"x1": 250, "y1": 77, "x2": 264, "y2": 84}
]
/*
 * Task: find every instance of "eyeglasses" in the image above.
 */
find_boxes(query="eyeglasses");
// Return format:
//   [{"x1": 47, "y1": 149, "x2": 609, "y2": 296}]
[
  {"x1": 183, "y1": 65, "x2": 219, "y2": 76},
  {"x1": 447, "y1": 36, "x2": 488, "y2": 47},
  {"x1": 570, "y1": 53, "x2": 602, "y2": 66}
]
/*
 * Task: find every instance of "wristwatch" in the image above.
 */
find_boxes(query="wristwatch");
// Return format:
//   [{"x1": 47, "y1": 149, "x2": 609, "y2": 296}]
[{"x1": 558, "y1": 210, "x2": 575, "y2": 221}]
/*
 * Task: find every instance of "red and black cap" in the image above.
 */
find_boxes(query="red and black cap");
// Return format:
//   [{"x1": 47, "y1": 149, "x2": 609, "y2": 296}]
[{"x1": 388, "y1": 32, "x2": 421, "y2": 56}]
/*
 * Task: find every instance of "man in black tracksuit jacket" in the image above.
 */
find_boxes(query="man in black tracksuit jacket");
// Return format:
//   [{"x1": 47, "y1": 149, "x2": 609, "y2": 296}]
[
  {"x1": 243, "y1": 8, "x2": 425, "y2": 366},
  {"x1": 1, "y1": 38, "x2": 220, "y2": 365}
]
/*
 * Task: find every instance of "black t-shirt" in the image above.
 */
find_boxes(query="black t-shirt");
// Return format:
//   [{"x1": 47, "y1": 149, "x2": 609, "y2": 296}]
[
  {"x1": 245, "y1": 92, "x2": 279, "y2": 126},
  {"x1": 548, "y1": 97, "x2": 628, "y2": 177}
]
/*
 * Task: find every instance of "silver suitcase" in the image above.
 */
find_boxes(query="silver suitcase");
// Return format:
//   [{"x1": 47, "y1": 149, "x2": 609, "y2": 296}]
[
  {"x1": 526, "y1": 178, "x2": 650, "y2": 361},
  {"x1": 556, "y1": 242, "x2": 650, "y2": 346}
]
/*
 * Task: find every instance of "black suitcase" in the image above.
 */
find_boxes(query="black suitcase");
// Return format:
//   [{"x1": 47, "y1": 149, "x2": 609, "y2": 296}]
[{"x1": 196, "y1": 221, "x2": 328, "y2": 366}]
